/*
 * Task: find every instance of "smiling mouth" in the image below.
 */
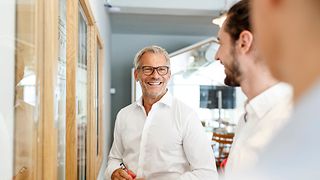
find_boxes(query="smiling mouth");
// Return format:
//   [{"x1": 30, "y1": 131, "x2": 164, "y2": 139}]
[{"x1": 147, "y1": 82, "x2": 162, "y2": 86}]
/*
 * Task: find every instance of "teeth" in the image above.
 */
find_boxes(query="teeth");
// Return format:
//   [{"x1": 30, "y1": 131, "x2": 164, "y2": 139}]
[{"x1": 148, "y1": 82, "x2": 161, "y2": 85}]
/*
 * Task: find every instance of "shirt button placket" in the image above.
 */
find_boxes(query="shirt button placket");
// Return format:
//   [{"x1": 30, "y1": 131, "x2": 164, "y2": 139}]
[{"x1": 137, "y1": 109, "x2": 153, "y2": 178}]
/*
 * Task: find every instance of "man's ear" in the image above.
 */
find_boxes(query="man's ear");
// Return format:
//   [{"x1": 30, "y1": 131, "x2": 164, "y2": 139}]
[
  {"x1": 237, "y1": 30, "x2": 254, "y2": 54},
  {"x1": 134, "y1": 69, "x2": 139, "y2": 82}
]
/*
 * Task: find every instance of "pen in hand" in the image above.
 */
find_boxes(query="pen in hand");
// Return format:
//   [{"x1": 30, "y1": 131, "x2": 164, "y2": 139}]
[{"x1": 120, "y1": 163, "x2": 137, "y2": 179}]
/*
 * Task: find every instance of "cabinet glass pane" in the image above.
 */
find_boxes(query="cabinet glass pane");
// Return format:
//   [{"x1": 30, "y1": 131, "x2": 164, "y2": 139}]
[
  {"x1": 77, "y1": 5, "x2": 88, "y2": 180},
  {"x1": 57, "y1": 0, "x2": 67, "y2": 179},
  {"x1": 14, "y1": 0, "x2": 41, "y2": 179}
]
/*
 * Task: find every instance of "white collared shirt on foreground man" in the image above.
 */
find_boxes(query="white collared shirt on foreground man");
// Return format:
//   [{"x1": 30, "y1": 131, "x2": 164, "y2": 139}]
[
  {"x1": 224, "y1": 82, "x2": 293, "y2": 178},
  {"x1": 236, "y1": 80, "x2": 320, "y2": 180},
  {"x1": 106, "y1": 92, "x2": 218, "y2": 180}
]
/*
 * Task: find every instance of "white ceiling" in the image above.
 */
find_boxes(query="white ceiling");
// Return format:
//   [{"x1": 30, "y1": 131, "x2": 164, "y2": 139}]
[
  {"x1": 110, "y1": 14, "x2": 217, "y2": 36},
  {"x1": 107, "y1": 0, "x2": 229, "y2": 10},
  {"x1": 106, "y1": 0, "x2": 237, "y2": 36}
]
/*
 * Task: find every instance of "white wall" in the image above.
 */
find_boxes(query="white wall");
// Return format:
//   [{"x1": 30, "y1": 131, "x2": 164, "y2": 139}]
[
  {"x1": 0, "y1": 0, "x2": 16, "y2": 179},
  {"x1": 88, "y1": 0, "x2": 112, "y2": 179}
]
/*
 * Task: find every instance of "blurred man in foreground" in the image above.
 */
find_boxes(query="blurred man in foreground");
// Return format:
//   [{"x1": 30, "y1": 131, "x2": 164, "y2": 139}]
[
  {"x1": 215, "y1": 0, "x2": 293, "y2": 178},
  {"x1": 237, "y1": 0, "x2": 320, "y2": 179}
]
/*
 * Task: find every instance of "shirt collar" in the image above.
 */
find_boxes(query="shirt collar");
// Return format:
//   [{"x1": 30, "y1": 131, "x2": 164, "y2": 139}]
[
  {"x1": 245, "y1": 82, "x2": 293, "y2": 120},
  {"x1": 136, "y1": 90, "x2": 173, "y2": 108}
]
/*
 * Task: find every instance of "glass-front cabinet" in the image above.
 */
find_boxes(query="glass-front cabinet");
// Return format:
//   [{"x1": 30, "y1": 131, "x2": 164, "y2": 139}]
[{"x1": 12, "y1": 0, "x2": 105, "y2": 179}]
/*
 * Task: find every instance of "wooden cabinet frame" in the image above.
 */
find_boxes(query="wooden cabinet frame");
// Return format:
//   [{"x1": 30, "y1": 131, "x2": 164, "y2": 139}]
[
  {"x1": 66, "y1": 0, "x2": 104, "y2": 179},
  {"x1": 66, "y1": 0, "x2": 78, "y2": 179},
  {"x1": 88, "y1": 26, "x2": 105, "y2": 179},
  {"x1": 43, "y1": 0, "x2": 59, "y2": 179},
  {"x1": 95, "y1": 29, "x2": 104, "y2": 177}
]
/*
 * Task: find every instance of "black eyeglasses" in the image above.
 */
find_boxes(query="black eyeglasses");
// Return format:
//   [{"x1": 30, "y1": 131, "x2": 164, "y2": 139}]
[{"x1": 138, "y1": 66, "x2": 170, "y2": 76}]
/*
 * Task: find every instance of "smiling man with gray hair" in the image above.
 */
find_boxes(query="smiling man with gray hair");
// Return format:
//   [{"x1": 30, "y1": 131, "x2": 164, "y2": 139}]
[{"x1": 106, "y1": 45, "x2": 218, "y2": 180}]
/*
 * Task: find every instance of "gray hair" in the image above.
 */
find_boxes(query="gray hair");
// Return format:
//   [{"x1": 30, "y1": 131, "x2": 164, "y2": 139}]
[{"x1": 133, "y1": 45, "x2": 170, "y2": 69}]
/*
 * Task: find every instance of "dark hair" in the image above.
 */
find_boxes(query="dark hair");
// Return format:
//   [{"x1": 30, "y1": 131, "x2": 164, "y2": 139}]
[{"x1": 225, "y1": 0, "x2": 251, "y2": 43}]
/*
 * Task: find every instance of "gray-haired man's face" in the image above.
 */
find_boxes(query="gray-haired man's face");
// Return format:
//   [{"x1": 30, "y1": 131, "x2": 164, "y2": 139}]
[{"x1": 134, "y1": 52, "x2": 171, "y2": 100}]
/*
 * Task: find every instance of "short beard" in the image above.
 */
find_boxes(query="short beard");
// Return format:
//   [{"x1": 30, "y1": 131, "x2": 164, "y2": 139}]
[{"x1": 224, "y1": 48, "x2": 241, "y2": 87}]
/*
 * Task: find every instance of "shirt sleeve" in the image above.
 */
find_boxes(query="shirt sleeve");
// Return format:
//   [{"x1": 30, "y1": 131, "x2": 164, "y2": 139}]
[
  {"x1": 178, "y1": 112, "x2": 219, "y2": 180},
  {"x1": 105, "y1": 112, "x2": 124, "y2": 180}
]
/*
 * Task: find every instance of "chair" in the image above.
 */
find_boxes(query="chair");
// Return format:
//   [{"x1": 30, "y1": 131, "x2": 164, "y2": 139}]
[{"x1": 212, "y1": 132, "x2": 234, "y2": 169}]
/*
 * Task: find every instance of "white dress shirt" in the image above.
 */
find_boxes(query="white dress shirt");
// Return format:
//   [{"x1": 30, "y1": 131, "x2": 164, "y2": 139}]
[
  {"x1": 224, "y1": 82, "x2": 293, "y2": 178},
  {"x1": 106, "y1": 92, "x2": 218, "y2": 180},
  {"x1": 237, "y1": 80, "x2": 320, "y2": 180}
]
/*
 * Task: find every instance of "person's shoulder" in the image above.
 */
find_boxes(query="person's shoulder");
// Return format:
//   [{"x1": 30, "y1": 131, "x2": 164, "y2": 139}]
[
  {"x1": 117, "y1": 103, "x2": 139, "y2": 115},
  {"x1": 172, "y1": 97, "x2": 192, "y2": 110},
  {"x1": 115, "y1": 103, "x2": 140, "y2": 126},
  {"x1": 172, "y1": 97, "x2": 197, "y2": 117}
]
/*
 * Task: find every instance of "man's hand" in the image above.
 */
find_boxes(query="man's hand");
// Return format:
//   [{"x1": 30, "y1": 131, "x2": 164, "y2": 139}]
[
  {"x1": 126, "y1": 169, "x2": 137, "y2": 179},
  {"x1": 111, "y1": 168, "x2": 133, "y2": 180}
]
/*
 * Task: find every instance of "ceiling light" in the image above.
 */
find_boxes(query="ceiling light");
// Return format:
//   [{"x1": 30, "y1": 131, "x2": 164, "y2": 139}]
[
  {"x1": 212, "y1": 12, "x2": 227, "y2": 28},
  {"x1": 212, "y1": 0, "x2": 233, "y2": 28}
]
